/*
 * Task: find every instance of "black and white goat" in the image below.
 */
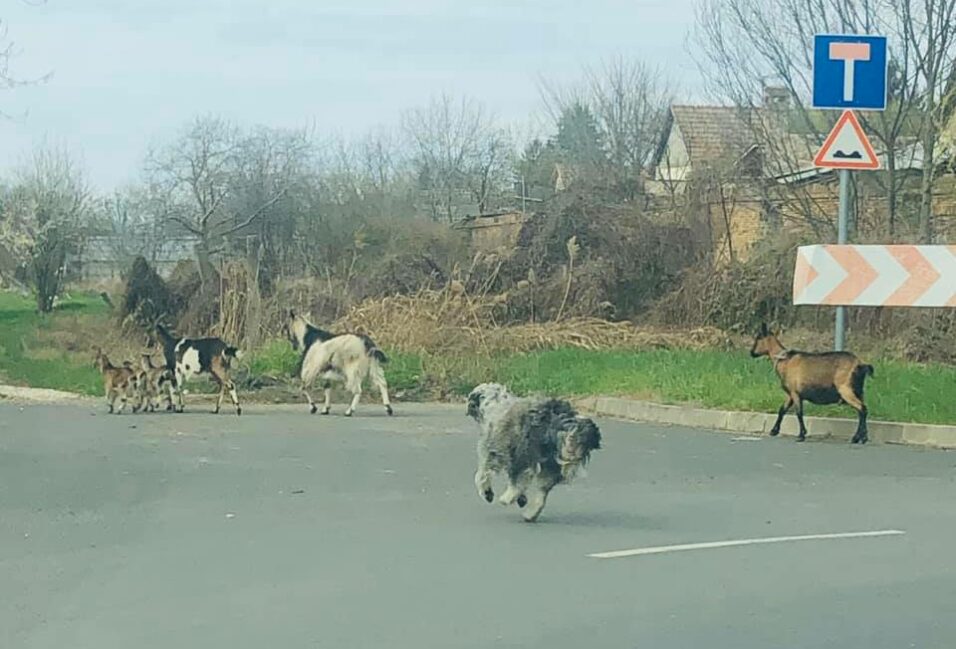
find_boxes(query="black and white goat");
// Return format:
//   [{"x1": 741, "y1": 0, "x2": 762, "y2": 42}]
[
  {"x1": 155, "y1": 324, "x2": 243, "y2": 415},
  {"x1": 283, "y1": 310, "x2": 393, "y2": 417}
]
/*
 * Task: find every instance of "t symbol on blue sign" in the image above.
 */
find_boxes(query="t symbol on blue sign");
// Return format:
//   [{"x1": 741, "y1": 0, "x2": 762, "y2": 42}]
[{"x1": 813, "y1": 34, "x2": 887, "y2": 111}]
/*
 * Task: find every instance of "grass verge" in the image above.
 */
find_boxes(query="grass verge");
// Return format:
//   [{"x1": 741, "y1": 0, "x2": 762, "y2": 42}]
[{"x1": 2, "y1": 291, "x2": 954, "y2": 425}]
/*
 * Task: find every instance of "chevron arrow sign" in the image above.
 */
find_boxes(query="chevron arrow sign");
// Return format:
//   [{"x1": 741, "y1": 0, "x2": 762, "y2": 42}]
[{"x1": 793, "y1": 245, "x2": 956, "y2": 307}]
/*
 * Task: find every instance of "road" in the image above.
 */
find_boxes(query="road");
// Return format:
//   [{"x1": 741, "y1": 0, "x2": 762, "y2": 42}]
[{"x1": 2, "y1": 401, "x2": 955, "y2": 649}]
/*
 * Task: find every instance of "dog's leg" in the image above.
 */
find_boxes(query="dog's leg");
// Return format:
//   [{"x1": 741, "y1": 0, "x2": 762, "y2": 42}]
[
  {"x1": 522, "y1": 482, "x2": 551, "y2": 522},
  {"x1": 474, "y1": 441, "x2": 494, "y2": 503},
  {"x1": 499, "y1": 470, "x2": 531, "y2": 507}
]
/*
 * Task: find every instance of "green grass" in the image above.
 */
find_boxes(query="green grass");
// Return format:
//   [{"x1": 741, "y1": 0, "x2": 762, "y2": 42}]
[
  {"x1": 246, "y1": 339, "x2": 428, "y2": 396},
  {"x1": 0, "y1": 292, "x2": 109, "y2": 396},
  {"x1": 465, "y1": 348, "x2": 956, "y2": 426},
  {"x1": 2, "y1": 290, "x2": 955, "y2": 425}
]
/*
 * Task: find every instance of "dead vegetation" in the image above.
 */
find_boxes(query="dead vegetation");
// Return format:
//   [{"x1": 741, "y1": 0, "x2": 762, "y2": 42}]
[{"x1": 333, "y1": 285, "x2": 731, "y2": 356}]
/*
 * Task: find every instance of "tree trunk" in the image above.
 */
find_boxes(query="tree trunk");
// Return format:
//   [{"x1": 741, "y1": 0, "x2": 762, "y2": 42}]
[
  {"x1": 918, "y1": 122, "x2": 937, "y2": 243},
  {"x1": 886, "y1": 148, "x2": 897, "y2": 237}
]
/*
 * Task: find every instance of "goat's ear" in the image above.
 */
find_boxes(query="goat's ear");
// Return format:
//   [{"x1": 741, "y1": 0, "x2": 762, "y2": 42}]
[
  {"x1": 758, "y1": 322, "x2": 768, "y2": 336},
  {"x1": 288, "y1": 309, "x2": 296, "y2": 319}
]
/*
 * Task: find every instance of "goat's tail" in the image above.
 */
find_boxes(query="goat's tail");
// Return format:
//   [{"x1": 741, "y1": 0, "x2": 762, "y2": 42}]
[
  {"x1": 851, "y1": 363, "x2": 875, "y2": 397},
  {"x1": 224, "y1": 346, "x2": 243, "y2": 360},
  {"x1": 360, "y1": 335, "x2": 388, "y2": 364}
]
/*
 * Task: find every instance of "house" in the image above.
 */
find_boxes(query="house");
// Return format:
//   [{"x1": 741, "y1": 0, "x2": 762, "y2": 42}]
[
  {"x1": 69, "y1": 235, "x2": 200, "y2": 282},
  {"x1": 650, "y1": 88, "x2": 824, "y2": 193},
  {"x1": 647, "y1": 88, "x2": 941, "y2": 261}
]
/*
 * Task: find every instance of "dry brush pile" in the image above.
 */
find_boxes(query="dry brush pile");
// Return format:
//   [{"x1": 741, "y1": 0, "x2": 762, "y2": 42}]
[{"x1": 333, "y1": 284, "x2": 733, "y2": 357}]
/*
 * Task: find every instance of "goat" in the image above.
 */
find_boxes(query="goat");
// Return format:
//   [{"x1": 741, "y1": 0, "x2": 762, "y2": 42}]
[
  {"x1": 750, "y1": 323, "x2": 874, "y2": 443},
  {"x1": 137, "y1": 354, "x2": 174, "y2": 413},
  {"x1": 92, "y1": 347, "x2": 138, "y2": 414},
  {"x1": 283, "y1": 310, "x2": 393, "y2": 417},
  {"x1": 155, "y1": 324, "x2": 243, "y2": 416}
]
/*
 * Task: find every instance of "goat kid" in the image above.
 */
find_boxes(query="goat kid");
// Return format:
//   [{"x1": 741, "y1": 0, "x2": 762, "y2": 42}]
[
  {"x1": 156, "y1": 324, "x2": 243, "y2": 416},
  {"x1": 93, "y1": 347, "x2": 138, "y2": 414},
  {"x1": 751, "y1": 323, "x2": 874, "y2": 443},
  {"x1": 137, "y1": 354, "x2": 174, "y2": 413},
  {"x1": 284, "y1": 310, "x2": 392, "y2": 417}
]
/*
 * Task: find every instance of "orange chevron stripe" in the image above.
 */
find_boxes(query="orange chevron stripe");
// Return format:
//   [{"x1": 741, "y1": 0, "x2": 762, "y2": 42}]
[
  {"x1": 824, "y1": 245, "x2": 878, "y2": 304},
  {"x1": 792, "y1": 249, "x2": 818, "y2": 302},
  {"x1": 887, "y1": 247, "x2": 940, "y2": 306}
]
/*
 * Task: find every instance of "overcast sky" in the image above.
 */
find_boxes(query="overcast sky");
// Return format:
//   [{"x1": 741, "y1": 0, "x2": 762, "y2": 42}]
[{"x1": 0, "y1": 0, "x2": 700, "y2": 190}]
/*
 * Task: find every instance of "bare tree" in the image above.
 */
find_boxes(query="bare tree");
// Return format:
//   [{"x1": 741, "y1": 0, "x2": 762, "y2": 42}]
[
  {"x1": 402, "y1": 94, "x2": 512, "y2": 222},
  {"x1": 540, "y1": 57, "x2": 673, "y2": 198},
  {"x1": 0, "y1": 146, "x2": 89, "y2": 312},
  {"x1": 144, "y1": 116, "x2": 312, "y2": 283},
  {"x1": 895, "y1": 0, "x2": 956, "y2": 241},
  {"x1": 693, "y1": 0, "x2": 953, "y2": 241}
]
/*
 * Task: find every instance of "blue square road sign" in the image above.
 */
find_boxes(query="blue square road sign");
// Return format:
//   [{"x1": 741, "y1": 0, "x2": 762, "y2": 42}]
[{"x1": 813, "y1": 34, "x2": 887, "y2": 111}]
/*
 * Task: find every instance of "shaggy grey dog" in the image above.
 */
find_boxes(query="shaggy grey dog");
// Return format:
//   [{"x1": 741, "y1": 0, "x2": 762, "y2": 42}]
[{"x1": 466, "y1": 383, "x2": 602, "y2": 522}]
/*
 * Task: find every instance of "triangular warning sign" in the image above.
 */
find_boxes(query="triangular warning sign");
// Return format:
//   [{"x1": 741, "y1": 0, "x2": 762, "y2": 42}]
[{"x1": 814, "y1": 110, "x2": 880, "y2": 170}]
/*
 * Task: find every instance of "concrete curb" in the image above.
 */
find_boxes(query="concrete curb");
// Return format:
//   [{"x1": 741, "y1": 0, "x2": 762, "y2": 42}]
[
  {"x1": 574, "y1": 396, "x2": 956, "y2": 450},
  {"x1": 0, "y1": 384, "x2": 90, "y2": 403}
]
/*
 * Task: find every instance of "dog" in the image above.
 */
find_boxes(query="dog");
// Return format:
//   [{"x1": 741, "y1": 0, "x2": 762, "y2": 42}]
[{"x1": 466, "y1": 383, "x2": 601, "y2": 522}]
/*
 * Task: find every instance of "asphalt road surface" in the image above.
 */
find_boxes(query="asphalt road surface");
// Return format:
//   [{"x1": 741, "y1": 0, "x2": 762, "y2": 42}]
[{"x1": 2, "y1": 401, "x2": 955, "y2": 649}]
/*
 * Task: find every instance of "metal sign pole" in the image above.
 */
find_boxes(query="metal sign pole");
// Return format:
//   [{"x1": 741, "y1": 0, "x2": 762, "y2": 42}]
[{"x1": 835, "y1": 168, "x2": 850, "y2": 351}]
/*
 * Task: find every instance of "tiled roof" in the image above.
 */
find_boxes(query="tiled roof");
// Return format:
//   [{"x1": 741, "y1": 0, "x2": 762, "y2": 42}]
[
  {"x1": 663, "y1": 105, "x2": 821, "y2": 175},
  {"x1": 670, "y1": 105, "x2": 756, "y2": 166}
]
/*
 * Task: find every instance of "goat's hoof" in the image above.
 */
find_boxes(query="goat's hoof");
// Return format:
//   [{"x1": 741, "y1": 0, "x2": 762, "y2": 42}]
[
  {"x1": 236, "y1": 407, "x2": 242, "y2": 416},
  {"x1": 516, "y1": 495, "x2": 528, "y2": 508},
  {"x1": 386, "y1": 405, "x2": 394, "y2": 416},
  {"x1": 796, "y1": 436, "x2": 807, "y2": 443},
  {"x1": 482, "y1": 489, "x2": 494, "y2": 503},
  {"x1": 320, "y1": 408, "x2": 331, "y2": 416},
  {"x1": 344, "y1": 410, "x2": 353, "y2": 418},
  {"x1": 310, "y1": 404, "x2": 318, "y2": 415},
  {"x1": 769, "y1": 429, "x2": 780, "y2": 437}
]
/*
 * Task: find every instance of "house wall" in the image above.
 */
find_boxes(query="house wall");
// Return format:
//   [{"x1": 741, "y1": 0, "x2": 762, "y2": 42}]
[
  {"x1": 464, "y1": 212, "x2": 529, "y2": 253},
  {"x1": 655, "y1": 121, "x2": 691, "y2": 185},
  {"x1": 707, "y1": 174, "x2": 956, "y2": 265}
]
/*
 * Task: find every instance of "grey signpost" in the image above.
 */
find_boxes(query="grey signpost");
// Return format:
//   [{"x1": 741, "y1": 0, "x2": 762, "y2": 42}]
[{"x1": 812, "y1": 34, "x2": 888, "y2": 350}]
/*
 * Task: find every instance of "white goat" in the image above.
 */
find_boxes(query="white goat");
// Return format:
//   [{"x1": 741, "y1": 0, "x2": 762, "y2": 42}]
[{"x1": 284, "y1": 310, "x2": 393, "y2": 417}]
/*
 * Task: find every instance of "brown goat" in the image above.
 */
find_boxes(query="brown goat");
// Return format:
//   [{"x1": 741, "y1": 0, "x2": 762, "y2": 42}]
[
  {"x1": 138, "y1": 354, "x2": 174, "y2": 413},
  {"x1": 93, "y1": 348, "x2": 138, "y2": 414},
  {"x1": 750, "y1": 324, "x2": 874, "y2": 443}
]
